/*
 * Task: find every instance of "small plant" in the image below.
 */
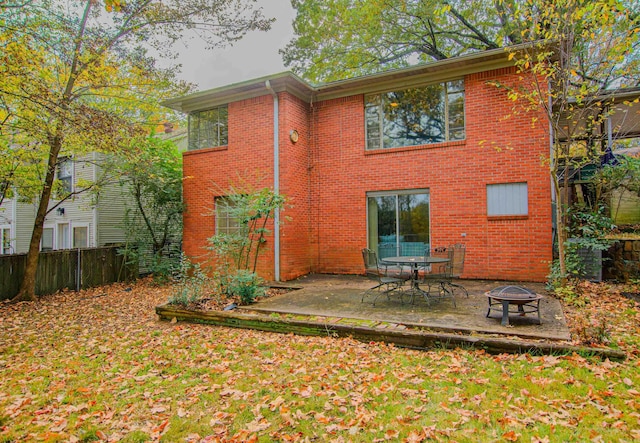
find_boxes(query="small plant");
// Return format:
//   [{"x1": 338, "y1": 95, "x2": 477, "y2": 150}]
[
  {"x1": 225, "y1": 269, "x2": 266, "y2": 305},
  {"x1": 553, "y1": 281, "x2": 588, "y2": 307},
  {"x1": 573, "y1": 312, "x2": 611, "y2": 346},
  {"x1": 167, "y1": 255, "x2": 211, "y2": 307}
]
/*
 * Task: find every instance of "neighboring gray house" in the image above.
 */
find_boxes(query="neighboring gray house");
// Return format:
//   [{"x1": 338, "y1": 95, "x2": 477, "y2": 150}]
[
  {"x1": 0, "y1": 152, "x2": 126, "y2": 254},
  {"x1": 0, "y1": 126, "x2": 187, "y2": 255}
]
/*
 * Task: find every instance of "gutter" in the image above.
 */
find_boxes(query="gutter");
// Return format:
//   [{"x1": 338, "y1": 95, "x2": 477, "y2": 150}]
[{"x1": 265, "y1": 80, "x2": 280, "y2": 282}]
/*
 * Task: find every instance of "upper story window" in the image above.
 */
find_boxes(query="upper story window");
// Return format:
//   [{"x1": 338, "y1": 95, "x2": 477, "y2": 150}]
[
  {"x1": 365, "y1": 80, "x2": 465, "y2": 150},
  {"x1": 188, "y1": 105, "x2": 228, "y2": 150},
  {"x1": 57, "y1": 157, "x2": 73, "y2": 195}
]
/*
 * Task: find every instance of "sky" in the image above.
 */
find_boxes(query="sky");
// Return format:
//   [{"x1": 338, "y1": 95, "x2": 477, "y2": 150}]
[{"x1": 170, "y1": 1, "x2": 296, "y2": 92}]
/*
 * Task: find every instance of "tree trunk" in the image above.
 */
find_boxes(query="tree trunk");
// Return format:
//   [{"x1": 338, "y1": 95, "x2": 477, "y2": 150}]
[
  {"x1": 12, "y1": 137, "x2": 63, "y2": 302},
  {"x1": 11, "y1": 0, "x2": 93, "y2": 302}
]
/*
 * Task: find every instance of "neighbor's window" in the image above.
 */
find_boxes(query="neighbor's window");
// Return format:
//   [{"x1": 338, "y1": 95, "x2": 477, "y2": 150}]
[
  {"x1": 41, "y1": 227, "x2": 54, "y2": 251},
  {"x1": 365, "y1": 80, "x2": 465, "y2": 150},
  {"x1": 57, "y1": 223, "x2": 70, "y2": 249},
  {"x1": 73, "y1": 226, "x2": 88, "y2": 248},
  {"x1": 487, "y1": 183, "x2": 528, "y2": 216},
  {"x1": 1, "y1": 226, "x2": 11, "y2": 255},
  {"x1": 188, "y1": 106, "x2": 228, "y2": 150},
  {"x1": 215, "y1": 197, "x2": 242, "y2": 235},
  {"x1": 57, "y1": 157, "x2": 73, "y2": 194}
]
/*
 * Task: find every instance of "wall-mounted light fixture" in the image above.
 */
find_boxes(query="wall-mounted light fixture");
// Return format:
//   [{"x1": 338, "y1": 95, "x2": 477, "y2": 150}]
[
  {"x1": 289, "y1": 129, "x2": 299, "y2": 144},
  {"x1": 56, "y1": 207, "x2": 65, "y2": 216}
]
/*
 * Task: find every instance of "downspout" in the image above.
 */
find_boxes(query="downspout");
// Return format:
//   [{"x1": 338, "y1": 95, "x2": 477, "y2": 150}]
[
  {"x1": 548, "y1": 80, "x2": 557, "y2": 250},
  {"x1": 265, "y1": 80, "x2": 280, "y2": 281}
]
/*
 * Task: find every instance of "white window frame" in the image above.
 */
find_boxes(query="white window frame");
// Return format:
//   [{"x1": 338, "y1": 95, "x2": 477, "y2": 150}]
[
  {"x1": 487, "y1": 182, "x2": 528, "y2": 216},
  {"x1": 0, "y1": 225, "x2": 13, "y2": 255}
]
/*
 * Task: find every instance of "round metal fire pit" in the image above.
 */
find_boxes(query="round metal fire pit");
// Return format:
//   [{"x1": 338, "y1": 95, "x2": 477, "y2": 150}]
[{"x1": 485, "y1": 285, "x2": 543, "y2": 326}]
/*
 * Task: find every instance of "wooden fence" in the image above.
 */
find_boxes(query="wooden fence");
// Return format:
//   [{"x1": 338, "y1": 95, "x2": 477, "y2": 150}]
[{"x1": 0, "y1": 246, "x2": 137, "y2": 300}]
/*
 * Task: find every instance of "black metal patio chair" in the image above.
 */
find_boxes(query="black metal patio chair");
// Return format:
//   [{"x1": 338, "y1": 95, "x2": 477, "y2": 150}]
[
  {"x1": 449, "y1": 243, "x2": 469, "y2": 298},
  {"x1": 361, "y1": 248, "x2": 406, "y2": 306},
  {"x1": 422, "y1": 246, "x2": 456, "y2": 307}
]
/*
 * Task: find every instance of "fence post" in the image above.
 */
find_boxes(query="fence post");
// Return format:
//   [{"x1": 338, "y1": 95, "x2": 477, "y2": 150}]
[{"x1": 76, "y1": 248, "x2": 81, "y2": 291}]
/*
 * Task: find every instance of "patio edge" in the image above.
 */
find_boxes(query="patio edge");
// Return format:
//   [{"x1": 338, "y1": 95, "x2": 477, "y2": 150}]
[{"x1": 155, "y1": 304, "x2": 626, "y2": 361}]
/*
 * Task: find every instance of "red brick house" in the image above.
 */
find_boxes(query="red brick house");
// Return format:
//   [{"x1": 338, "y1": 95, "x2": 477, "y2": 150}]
[{"x1": 164, "y1": 47, "x2": 552, "y2": 283}]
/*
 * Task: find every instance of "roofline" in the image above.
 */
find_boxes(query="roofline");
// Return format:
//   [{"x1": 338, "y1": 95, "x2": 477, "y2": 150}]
[
  {"x1": 162, "y1": 72, "x2": 313, "y2": 113},
  {"x1": 163, "y1": 43, "x2": 541, "y2": 113}
]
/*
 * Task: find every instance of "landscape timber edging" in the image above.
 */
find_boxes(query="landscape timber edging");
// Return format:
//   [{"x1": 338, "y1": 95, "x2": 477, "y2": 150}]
[{"x1": 155, "y1": 304, "x2": 626, "y2": 360}]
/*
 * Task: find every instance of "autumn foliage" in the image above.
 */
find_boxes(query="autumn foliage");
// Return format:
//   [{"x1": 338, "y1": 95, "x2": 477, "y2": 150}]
[{"x1": 0, "y1": 278, "x2": 638, "y2": 441}]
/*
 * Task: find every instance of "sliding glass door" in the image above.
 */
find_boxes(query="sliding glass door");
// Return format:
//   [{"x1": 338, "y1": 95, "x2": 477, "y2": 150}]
[{"x1": 367, "y1": 190, "x2": 430, "y2": 258}]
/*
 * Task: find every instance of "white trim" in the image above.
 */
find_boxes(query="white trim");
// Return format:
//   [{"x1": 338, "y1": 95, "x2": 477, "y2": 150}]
[{"x1": 0, "y1": 224, "x2": 14, "y2": 255}]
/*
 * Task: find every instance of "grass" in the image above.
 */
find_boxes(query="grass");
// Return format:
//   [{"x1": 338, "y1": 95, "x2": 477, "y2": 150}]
[{"x1": 0, "y1": 279, "x2": 639, "y2": 442}]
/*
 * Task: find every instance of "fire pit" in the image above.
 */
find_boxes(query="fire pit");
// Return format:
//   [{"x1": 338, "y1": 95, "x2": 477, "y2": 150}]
[{"x1": 485, "y1": 286, "x2": 543, "y2": 326}]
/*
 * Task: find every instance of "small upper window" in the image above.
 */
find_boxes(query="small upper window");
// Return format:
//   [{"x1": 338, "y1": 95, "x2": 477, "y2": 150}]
[
  {"x1": 57, "y1": 157, "x2": 73, "y2": 194},
  {"x1": 365, "y1": 80, "x2": 465, "y2": 150},
  {"x1": 188, "y1": 106, "x2": 228, "y2": 150},
  {"x1": 487, "y1": 183, "x2": 528, "y2": 216}
]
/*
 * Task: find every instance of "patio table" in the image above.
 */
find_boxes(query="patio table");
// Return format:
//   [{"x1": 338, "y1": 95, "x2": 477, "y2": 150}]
[{"x1": 381, "y1": 255, "x2": 449, "y2": 303}]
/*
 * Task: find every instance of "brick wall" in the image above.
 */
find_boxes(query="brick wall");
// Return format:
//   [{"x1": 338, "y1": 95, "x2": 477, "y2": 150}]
[
  {"x1": 309, "y1": 68, "x2": 551, "y2": 281},
  {"x1": 182, "y1": 95, "x2": 276, "y2": 278},
  {"x1": 182, "y1": 67, "x2": 553, "y2": 282}
]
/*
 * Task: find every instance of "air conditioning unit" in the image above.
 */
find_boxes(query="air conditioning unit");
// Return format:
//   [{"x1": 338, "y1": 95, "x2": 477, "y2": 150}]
[{"x1": 576, "y1": 246, "x2": 603, "y2": 282}]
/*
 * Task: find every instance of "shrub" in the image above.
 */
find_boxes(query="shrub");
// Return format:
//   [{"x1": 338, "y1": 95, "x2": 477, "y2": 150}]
[
  {"x1": 226, "y1": 270, "x2": 266, "y2": 305},
  {"x1": 167, "y1": 255, "x2": 211, "y2": 307}
]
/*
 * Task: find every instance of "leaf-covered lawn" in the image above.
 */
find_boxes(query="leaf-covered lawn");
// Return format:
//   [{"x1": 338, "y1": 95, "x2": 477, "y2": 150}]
[{"x1": 0, "y1": 279, "x2": 639, "y2": 442}]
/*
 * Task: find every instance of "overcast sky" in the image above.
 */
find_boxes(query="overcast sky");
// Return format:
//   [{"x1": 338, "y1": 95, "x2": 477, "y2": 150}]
[{"x1": 170, "y1": 1, "x2": 296, "y2": 91}]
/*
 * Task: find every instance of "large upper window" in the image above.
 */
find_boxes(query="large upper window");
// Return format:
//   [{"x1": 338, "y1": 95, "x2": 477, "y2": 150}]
[
  {"x1": 188, "y1": 106, "x2": 228, "y2": 150},
  {"x1": 365, "y1": 80, "x2": 465, "y2": 150}
]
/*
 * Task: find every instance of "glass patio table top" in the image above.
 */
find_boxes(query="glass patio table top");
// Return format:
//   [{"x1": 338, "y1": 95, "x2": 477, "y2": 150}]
[
  {"x1": 381, "y1": 256, "x2": 449, "y2": 266},
  {"x1": 381, "y1": 256, "x2": 450, "y2": 303}
]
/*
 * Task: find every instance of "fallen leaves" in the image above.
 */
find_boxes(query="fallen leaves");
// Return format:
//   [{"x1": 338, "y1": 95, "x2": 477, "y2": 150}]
[{"x1": 0, "y1": 278, "x2": 639, "y2": 441}]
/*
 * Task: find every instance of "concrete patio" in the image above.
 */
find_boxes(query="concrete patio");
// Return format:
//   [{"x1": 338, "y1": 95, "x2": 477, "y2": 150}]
[
  {"x1": 158, "y1": 274, "x2": 628, "y2": 357},
  {"x1": 249, "y1": 274, "x2": 571, "y2": 341}
]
